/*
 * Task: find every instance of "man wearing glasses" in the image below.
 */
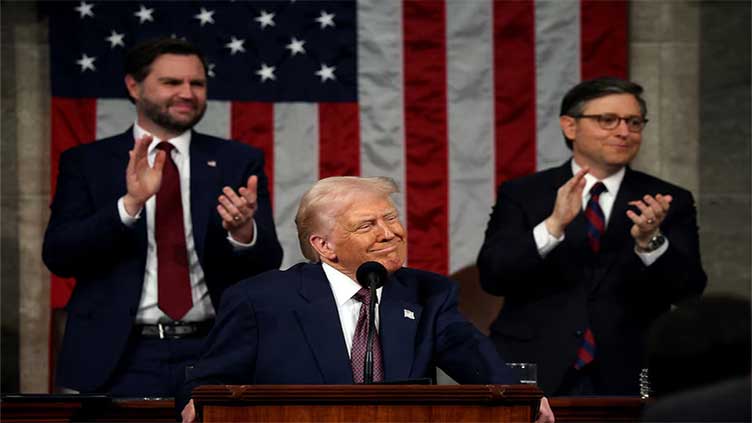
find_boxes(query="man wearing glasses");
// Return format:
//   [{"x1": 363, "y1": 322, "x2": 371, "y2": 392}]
[{"x1": 477, "y1": 77, "x2": 706, "y2": 396}]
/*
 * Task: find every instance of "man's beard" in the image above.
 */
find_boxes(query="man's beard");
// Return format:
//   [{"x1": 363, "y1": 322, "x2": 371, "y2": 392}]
[{"x1": 140, "y1": 96, "x2": 206, "y2": 135}]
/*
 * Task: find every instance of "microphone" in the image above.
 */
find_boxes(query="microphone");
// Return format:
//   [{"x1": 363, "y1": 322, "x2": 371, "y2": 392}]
[
  {"x1": 355, "y1": 261, "x2": 388, "y2": 384},
  {"x1": 356, "y1": 261, "x2": 388, "y2": 290}
]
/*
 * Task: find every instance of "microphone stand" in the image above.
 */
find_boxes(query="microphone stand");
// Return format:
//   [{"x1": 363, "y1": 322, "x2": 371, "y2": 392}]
[{"x1": 364, "y1": 277, "x2": 378, "y2": 384}]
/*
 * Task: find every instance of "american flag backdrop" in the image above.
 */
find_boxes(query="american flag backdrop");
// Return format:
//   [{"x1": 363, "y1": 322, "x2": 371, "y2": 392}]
[{"x1": 46, "y1": 0, "x2": 627, "y2": 309}]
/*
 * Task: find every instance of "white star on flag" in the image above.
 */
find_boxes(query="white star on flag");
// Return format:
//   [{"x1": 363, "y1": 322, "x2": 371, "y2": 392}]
[
  {"x1": 286, "y1": 37, "x2": 306, "y2": 56},
  {"x1": 74, "y1": 1, "x2": 94, "y2": 19},
  {"x1": 105, "y1": 30, "x2": 125, "y2": 48},
  {"x1": 76, "y1": 54, "x2": 96, "y2": 72},
  {"x1": 225, "y1": 37, "x2": 246, "y2": 55},
  {"x1": 194, "y1": 8, "x2": 215, "y2": 26},
  {"x1": 207, "y1": 63, "x2": 216, "y2": 78},
  {"x1": 134, "y1": 5, "x2": 154, "y2": 24},
  {"x1": 315, "y1": 10, "x2": 335, "y2": 29},
  {"x1": 315, "y1": 63, "x2": 336, "y2": 82},
  {"x1": 255, "y1": 10, "x2": 275, "y2": 29},
  {"x1": 256, "y1": 63, "x2": 276, "y2": 82}
]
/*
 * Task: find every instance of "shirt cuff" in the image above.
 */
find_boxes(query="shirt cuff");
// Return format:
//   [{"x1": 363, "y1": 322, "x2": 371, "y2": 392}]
[
  {"x1": 534, "y1": 221, "x2": 565, "y2": 258},
  {"x1": 634, "y1": 239, "x2": 670, "y2": 266},
  {"x1": 227, "y1": 219, "x2": 258, "y2": 250},
  {"x1": 117, "y1": 196, "x2": 141, "y2": 227}
]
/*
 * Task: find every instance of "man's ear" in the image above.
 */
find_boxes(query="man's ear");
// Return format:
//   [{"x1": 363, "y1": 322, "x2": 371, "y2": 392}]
[
  {"x1": 124, "y1": 75, "x2": 141, "y2": 102},
  {"x1": 559, "y1": 115, "x2": 577, "y2": 143},
  {"x1": 309, "y1": 234, "x2": 336, "y2": 261}
]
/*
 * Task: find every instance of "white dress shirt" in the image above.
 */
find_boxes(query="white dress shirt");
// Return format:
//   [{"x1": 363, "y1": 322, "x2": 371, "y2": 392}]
[
  {"x1": 322, "y1": 262, "x2": 382, "y2": 358},
  {"x1": 533, "y1": 160, "x2": 668, "y2": 265},
  {"x1": 116, "y1": 124, "x2": 255, "y2": 323}
]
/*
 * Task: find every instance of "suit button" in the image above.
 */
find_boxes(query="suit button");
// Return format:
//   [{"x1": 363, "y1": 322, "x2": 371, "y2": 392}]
[{"x1": 575, "y1": 330, "x2": 584, "y2": 337}]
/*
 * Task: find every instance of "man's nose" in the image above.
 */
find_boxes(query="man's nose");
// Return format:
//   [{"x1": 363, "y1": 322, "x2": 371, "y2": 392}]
[
  {"x1": 377, "y1": 221, "x2": 395, "y2": 240},
  {"x1": 178, "y1": 82, "x2": 195, "y2": 98},
  {"x1": 614, "y1": 118, "x2": 630, "y2": 137}
]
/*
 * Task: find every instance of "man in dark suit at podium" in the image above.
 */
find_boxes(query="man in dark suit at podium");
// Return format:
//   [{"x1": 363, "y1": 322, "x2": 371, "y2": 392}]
[
  {"x1": 477, "y1": 77, "x2": 707, "y2": 396},
  {"x1": 180, "y1": 176, "x2": 554, "y2": 423},
  {"x1": 43, "y1": 38, "x2": 283, "y2": 398}
]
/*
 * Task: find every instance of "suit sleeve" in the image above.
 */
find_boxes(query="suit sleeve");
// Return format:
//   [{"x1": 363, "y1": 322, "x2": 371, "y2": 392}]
[
  {"x1": 434, "y1": 280, "x2": 519, "y2": 384},
  {"x1": 477, "y1": 182, "x2": 551, "y2": 297},
  {"x1": 179, "y1": 283, "x2": 258, "y2": 410},
  {"x1": 210, "y1": 150, "x2": 283, "y2": 283},
  {"x1": 633, "y1": 189, "x2": 706, "y2": 303},
  {"x1": 42, "y1": 148, "x2": 136, "y2": 278}
]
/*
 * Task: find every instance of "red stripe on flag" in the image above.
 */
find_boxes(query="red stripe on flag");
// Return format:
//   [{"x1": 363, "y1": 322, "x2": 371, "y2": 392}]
[
  {"x1": 403, "y1": 1, "x2": 448, "y2": 275},
  {"x1": 50, "y1": 98, "x2": 97, "y2": 199},
  {"x1": 50, "y1": 97, "x2": 97, "y2": 309},
  {"x1": 493, "y1": 0, "x2": 537, "y2": 186},
  {"x1": 231, "y1": 102, "x2": 275, "y2": 206},
  {"x1": 580, "y1": 0, "x2": 629, "y2": 80},
  {"x1": 318, "y1": 102, "x2": 360, "y2": 179}
]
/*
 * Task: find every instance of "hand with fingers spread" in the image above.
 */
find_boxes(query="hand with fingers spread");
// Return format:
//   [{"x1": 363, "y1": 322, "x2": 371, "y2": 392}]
[
  {"x1": 218, "y1": 175, "x2": 259, "y2": 244},
  {"x1": 123, "y1": 135, "x2": 167, "y2": 216},
  {"x1": 544, "y1": 167, "x2": 589, "y2": 238},
  {"x1": 626, "y1": 193, "x2": 672, "y2": 249}
]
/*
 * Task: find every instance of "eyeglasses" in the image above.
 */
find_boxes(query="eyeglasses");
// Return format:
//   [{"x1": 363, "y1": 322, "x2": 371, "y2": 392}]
[{"x1": 572, "y1": 114, "x2": 648, "y2": 132}]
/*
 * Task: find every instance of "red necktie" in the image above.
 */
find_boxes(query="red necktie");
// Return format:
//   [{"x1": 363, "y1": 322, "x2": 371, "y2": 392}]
[
  {"x1": 574, "y1": 327, "x2": 596, "y2": 370},
  {"x1": 574, "y1": 182, "x2": 607, "y2": 369},
  {"x1": 155, "y1": 142, "x2": 192, "y2": 321},
  {"x1": 584, "y1": 182, "x2": 607, "y2": 253},
  {"x1": 350, "y1": 288, "x2": 384, "y2": 383}
]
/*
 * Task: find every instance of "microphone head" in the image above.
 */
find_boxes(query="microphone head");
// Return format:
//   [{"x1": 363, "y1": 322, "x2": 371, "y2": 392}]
[{"x1": 356, "y1": 261, "x2": 389, "y2": 289}]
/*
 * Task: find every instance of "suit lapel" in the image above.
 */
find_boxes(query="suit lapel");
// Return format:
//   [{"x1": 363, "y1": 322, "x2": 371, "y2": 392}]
[
  {"x1": 380, "y1": 272, "x2": 422, "y2": 381},
  {"x1": 189, "y1": 133, "x2": 220, "y2": 262},
  {"x1": 294, "y1": 264, "x2": 354, "y2": 384}
]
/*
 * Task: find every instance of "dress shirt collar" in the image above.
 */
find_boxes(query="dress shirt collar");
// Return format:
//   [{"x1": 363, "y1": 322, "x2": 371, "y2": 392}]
[
  {"x1": 322, "y1": 262, "x2": 383, "y2": 307},
  {"x1": 133, "y1": 122, "x2": 192, "y2": 157},
  {"x1": 571, "y1": 159, "x2": 625, "y2": 199}
]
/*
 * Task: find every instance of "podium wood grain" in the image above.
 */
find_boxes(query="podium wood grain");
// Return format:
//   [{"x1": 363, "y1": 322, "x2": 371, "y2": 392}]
[{"x1": 193, "y1": 384, "x2": 544, "y2": 422}]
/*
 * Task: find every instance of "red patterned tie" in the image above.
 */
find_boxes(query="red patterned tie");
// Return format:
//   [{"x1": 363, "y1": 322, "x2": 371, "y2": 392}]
[
  {"x1": 155, "y1": 142, "x2": 192, "y2": 321},
  {"x1": 584, "y1": 182, "x2": 607, "y2": 253},
  {"x1": 575, "y1": 182, "x2": 606, "y2": 369},
  {"x1": 574, "y1": 327, "x2": 596, "y2": 370},
  {"x1": 350, "y1": 288, "x2": 384, "y2": 383}
]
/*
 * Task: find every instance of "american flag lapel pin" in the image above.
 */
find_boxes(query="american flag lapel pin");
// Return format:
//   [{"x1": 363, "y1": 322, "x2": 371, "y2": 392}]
[
  {"x1": 403, "y1": 309, "x2": 415, "y2": 320},
  {"x1": 207, "y1": 160, "x2": 217, "y2": 167}
]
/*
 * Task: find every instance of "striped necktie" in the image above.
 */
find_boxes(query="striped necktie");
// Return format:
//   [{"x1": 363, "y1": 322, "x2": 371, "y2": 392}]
[
  {"x1": 574, "y1": 182, "x2": 607, "y2": 369},
  {"x1": 584, "y1": 182, "x2": 607, "y2": 253}
]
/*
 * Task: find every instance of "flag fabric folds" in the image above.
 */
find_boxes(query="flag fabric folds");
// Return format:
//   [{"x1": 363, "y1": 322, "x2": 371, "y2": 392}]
[{"x1": 46, "y1": 0, "x2": 627, "y2": 309}]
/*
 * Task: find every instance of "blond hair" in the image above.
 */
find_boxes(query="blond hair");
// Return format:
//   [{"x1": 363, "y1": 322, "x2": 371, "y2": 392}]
[{"x1": 295, "y1": 176, "x2": 399, "y2": 262}]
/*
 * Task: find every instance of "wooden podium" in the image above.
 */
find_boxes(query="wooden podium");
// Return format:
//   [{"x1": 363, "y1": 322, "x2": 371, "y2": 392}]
[{"x1": 192, "y1": 384, "x2": 544, "y2": 422}]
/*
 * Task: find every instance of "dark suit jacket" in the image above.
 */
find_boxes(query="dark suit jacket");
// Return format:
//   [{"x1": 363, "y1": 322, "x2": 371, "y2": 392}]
[
  {"x1": 477, "y1": 161, "x2": 706, "y2": 395},
  {"x1": 181, "y1": 263, "x2": 518, "y2": 406},
  {"x1": 43, "y1": 129, "x2": 283, "y2": 392}
]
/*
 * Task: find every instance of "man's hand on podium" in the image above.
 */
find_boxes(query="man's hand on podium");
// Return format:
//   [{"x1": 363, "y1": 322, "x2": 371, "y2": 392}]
[
  {"x1": 537, "y1": 396, "x2": 555, "y2": 423},
  {"x1": 181, "y1": 399, "x2": 196, "y2": 423}
]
